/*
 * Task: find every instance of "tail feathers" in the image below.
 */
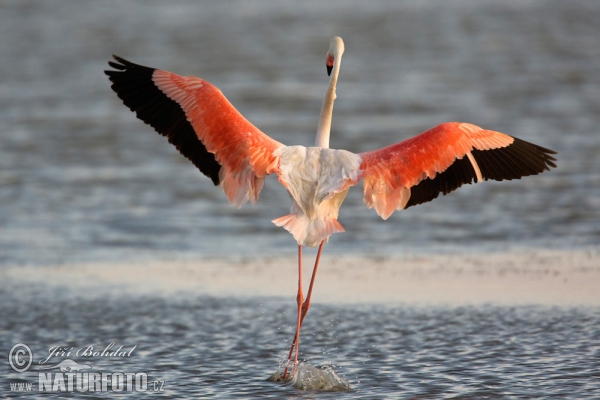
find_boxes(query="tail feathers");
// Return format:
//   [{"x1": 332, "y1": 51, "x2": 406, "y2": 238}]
[{"x1": 273, "y1": 214, "x2": 344, "y2": 247}]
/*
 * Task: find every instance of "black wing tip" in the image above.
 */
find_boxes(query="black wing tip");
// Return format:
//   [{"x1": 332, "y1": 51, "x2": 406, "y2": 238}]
[
  {"x1": 468, "y1": 136, "x2": 557, "y2": 184},
  {"x1": 405, "y1": 136, "x2": 557, "y2": 209},
  {"x1": 110, "y1": 55, "x2": 134, "y2": 67},
  {"x1": 105, "y1": 55, "x2": 127, "y2": 72},
  {"x1": 104, "y1": 56, "x2": 129, "y2": 77},
  {"x1": 104, "y1": 55, "x2": 155, "y2": 76},
  {"x1": 510, "y1": 137, "x2": 558, "y2": 172}
]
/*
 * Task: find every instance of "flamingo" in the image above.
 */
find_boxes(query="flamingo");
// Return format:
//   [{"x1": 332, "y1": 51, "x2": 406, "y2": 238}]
[{"x1": 105, "y1": 36, "x2": 556, "y2": 378}]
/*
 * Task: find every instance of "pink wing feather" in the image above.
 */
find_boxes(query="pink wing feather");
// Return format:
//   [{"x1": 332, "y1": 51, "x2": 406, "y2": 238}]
[
  {"x1": 359, "y1": 122, "x2": 557, "y2": 219},
  {"x1": 152, "y1": 70, "x2": 283, "y2": 206},
  {"x1": 105, "y1": 56, "x2": 283, "y2": 207}
]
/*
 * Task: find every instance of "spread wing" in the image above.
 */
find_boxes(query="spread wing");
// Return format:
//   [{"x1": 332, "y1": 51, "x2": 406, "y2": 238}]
[
  {"x1": 359, "y1": 122, "x2": 557, "y2": 219},
  {"x1": 105, "y1": 56, "x2": 284, "y2": 206}
]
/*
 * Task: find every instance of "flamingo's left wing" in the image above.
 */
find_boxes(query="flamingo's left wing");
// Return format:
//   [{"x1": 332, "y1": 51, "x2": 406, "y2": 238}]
[
  {"x1": 105, "y1": 56, "x2": 283, "y2": 207},
  {"x1": 359, "y1": 122, "x2": 557, "y2": 219}
]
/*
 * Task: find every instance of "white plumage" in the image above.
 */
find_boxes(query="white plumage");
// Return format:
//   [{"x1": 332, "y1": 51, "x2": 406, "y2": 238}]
[{"x1": 273, "y1": 146, "x2": 362, "y2": 247}]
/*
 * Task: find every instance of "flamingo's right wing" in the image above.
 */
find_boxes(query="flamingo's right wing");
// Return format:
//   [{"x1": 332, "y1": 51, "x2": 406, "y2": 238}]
[
  {"x1": 105, "y1": 56, "x2": 284, "y2": 207},
  {"x1": 359, "y1": 122, "x2": 557, "y2": 219}
]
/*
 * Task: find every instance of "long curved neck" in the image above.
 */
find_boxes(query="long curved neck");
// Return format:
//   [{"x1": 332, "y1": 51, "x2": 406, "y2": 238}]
[{"x1": 315, "y1": 58, "x2": 341, "y2": 149}]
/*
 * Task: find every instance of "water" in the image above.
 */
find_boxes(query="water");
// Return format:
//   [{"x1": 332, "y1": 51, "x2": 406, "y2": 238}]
[
  {"x1": 1, "y1": 0, "x2": 599, "y2": 397},
  {"x1": 1, "y1": 0, "x2": 598, "y2": 265},
  {"x1": 2, "y1": 283, "x2": 600, "y2": 398}
]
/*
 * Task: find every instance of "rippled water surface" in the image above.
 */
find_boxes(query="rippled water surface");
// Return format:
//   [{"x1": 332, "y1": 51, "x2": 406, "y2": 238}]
[
  {"x1": 2, "y1": 284, "x2": 599, "y2": 398},
  {"x1": 1, "y1": 0, "x2": 599, "y2": 398}
]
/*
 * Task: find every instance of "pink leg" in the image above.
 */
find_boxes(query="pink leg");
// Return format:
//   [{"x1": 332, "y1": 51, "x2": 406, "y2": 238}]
[
  {"x1": 299, "y1": 240, "x2": 324, "y2": 325},
  {"x1": 281, "y1": 241, "x2": 325, "y2": 379},
  {"x1": 282, "y1": 245, "x2": 304, "y2": 380}
]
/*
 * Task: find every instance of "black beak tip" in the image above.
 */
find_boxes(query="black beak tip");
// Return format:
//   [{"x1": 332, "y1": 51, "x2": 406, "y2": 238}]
[{"x1": 327, "y1": 65, "x2": 333, "y2": 76}]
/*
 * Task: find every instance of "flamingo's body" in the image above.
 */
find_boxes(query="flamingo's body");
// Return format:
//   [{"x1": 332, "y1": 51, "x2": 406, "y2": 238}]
[
  {"x1": 105, "y1": 36, "x2": 556, "y2": 378},
  {"x1": 274, "y1": 146, "x2": 361, "y2": 246}
]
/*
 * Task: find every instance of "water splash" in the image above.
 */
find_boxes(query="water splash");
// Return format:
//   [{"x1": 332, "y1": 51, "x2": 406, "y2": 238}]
[{"x1": 267, "y1": 361, "x2": 351, "y2": 391}]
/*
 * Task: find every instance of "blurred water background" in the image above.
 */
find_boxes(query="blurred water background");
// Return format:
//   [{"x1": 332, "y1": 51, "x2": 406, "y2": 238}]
[
  {"x1": 1, "y1": 1, "x2": 599, "y2": 398},
  {"x1": 1, "y1": 0, "x2": 598, "y2": 266}
]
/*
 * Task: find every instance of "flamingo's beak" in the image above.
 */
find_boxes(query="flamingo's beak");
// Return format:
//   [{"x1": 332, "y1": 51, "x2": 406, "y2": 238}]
[{"x1": 326, "y1": 53, "x2": 334, "y2": 76}]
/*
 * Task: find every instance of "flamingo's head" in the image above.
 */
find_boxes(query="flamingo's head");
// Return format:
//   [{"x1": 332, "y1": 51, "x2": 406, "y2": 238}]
[{"x1": 326, "y1": 36, "x2": 345, "y2": 76}]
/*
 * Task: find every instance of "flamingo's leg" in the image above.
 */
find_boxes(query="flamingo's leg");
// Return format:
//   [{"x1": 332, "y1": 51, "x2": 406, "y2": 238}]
[
  {"x1": 300, "y1": 240, "x2": 325, "y2": 325},
  {"x1": 281, "y1": 241, "x2": 325, "y2": 379},
  {"x1": 282, "y1": 245, "x2": 304, "y2": 380}
]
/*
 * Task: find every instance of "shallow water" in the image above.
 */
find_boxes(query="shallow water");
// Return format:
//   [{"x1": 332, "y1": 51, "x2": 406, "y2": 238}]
[
  {"x1": 2, "y1": 284, "x2": 600, "y2": 398},
  {"x1": 1, "y1": 0, "x2": 600, "y2": 398}
]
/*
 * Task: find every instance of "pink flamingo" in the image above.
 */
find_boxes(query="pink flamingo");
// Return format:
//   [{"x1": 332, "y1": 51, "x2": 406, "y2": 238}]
[{"x1": 105, "y1": 36, "x2": 556, "y2": 378}]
